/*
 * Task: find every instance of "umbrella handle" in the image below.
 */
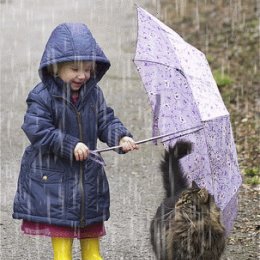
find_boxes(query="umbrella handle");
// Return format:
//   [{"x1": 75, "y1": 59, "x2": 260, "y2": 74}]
[{"x1": 92, "y1": 125, "x2": 203, "y2": 153}]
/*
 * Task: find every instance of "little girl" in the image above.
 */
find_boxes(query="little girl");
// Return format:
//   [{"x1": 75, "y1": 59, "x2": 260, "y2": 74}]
[{"x1": 13, "y1": 23, "x2": 138, "y2": 260}]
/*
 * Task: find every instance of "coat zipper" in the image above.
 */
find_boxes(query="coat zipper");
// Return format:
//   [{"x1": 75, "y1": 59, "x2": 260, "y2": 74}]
[
  {"x1": 76, "y1": 111, "x2": 85, "y2": 227},
  {"x1": 53, "y1": 95, "x2": 85, "y2": 227}
]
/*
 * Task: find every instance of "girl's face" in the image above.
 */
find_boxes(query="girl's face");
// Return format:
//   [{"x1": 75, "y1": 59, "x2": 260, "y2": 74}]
[{"x1": 57, "y1": 61, "x2": 95, "y2": 91}]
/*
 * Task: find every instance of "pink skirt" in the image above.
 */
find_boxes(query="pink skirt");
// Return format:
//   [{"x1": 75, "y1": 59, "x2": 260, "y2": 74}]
[{"x1": 21, "y1": 220, "x2": 106, "y2": 239}]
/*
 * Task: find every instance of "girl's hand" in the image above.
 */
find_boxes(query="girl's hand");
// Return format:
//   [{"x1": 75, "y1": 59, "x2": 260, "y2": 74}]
[
  {"x1": 119, "y1": 136, "x2": 139, "y2": 153},
  {"x1": 74, "y1": 142, "x2": 89, "y2": 161}
]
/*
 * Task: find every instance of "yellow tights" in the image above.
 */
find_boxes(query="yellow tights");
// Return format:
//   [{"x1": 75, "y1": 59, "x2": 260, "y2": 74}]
[{"x1": 52, "y1": 237, "x2": 103, "y2": 260}]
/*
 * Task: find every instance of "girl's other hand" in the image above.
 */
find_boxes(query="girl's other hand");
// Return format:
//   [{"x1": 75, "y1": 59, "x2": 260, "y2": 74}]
[
  {"x1": 74, "y1": 142, "x2": 89, "y2": 161},
  {"x1": 119, "y1": 136, "x2": 139, "y2": 153}
]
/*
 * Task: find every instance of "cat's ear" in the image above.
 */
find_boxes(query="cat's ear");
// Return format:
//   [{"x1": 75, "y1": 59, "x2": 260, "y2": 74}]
[
  {"x1": 198, "y1": 188, "x2": 209, "y2": 203},
  {"x1": 191, "y1": 181, "x2": 199, "y2": 189}
]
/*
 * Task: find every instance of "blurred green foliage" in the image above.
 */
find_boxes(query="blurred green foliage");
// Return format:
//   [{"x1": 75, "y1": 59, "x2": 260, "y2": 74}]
[
  {"x1": 244, "y1": 167, "x2": 260, "y2": 185},
  {"x1": 213, "y1": 69, "x2": 234, "y2": 88}
]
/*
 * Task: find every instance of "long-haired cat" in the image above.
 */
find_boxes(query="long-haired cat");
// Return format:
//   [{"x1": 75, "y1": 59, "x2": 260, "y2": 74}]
[{"x1": 150, "y1": 140, "x2": 226, "y2": 260}]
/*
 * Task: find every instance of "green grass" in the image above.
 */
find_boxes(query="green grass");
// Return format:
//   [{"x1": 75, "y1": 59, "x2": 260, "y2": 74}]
[
  {"x1": 213, "y1": 69, "x2": 234, "y2": 88},
  {"x1": 244, "y1": 167, "x2": 260, "y2": 185}
]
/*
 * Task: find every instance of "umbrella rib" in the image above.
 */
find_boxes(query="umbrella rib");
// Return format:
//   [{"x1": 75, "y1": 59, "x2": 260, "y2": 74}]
[{"x1": 134, "y1": 59, "x2": 186, "y2": 77}]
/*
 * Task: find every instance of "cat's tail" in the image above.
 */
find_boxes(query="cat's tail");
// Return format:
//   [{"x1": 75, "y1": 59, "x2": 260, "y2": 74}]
[{"x1": 160, "y1": 140, "x2": 193, "y2": 198}]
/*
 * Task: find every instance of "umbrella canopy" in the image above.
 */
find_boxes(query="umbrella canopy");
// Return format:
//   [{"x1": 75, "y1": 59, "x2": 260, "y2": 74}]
[{"x1": 134, "y1": 7, "x2": 242, "y2": 234}]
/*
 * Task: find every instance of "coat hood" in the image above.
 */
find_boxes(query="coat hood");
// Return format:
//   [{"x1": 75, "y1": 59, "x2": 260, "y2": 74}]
[{"x1": 39, "y1": 23, "x2": 110, "y2": 83}]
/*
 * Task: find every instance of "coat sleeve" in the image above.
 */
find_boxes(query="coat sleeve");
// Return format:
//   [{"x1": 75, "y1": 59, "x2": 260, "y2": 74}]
[
  {"x1": 96, "y1": 87, "x2": 132, "y2": 151},
  {"x1": 22, "y1": 90, "x2": 79, "y2": 160}
]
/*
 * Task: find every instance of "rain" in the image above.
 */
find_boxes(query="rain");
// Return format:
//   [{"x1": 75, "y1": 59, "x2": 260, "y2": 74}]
[{"x1": 0, "y1": 0, "x2": 259, "y2": 259}]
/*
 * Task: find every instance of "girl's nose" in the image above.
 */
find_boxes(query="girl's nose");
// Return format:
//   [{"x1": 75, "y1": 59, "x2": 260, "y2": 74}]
[
  {"x1": 77, "y1": 72, "x2": 86, "y2": 80},
  {"x1": 77, "y1": 71, "x2": 90, "y2": 80}
]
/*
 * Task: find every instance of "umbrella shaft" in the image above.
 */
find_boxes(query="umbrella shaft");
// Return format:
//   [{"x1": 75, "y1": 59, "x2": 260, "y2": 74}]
[{"x1": 94, "y1": 125, "x2": 203, "y2": 153}]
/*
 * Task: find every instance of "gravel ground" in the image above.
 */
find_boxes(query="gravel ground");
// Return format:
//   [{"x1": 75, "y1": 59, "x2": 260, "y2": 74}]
[{"x1": 1, "y1": 1, "x2": 259, "y2": 259}]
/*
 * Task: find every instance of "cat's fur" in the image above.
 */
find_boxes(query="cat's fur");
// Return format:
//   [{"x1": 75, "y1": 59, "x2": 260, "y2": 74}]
[{"x1": 150, "y1": 141, "x2": 226, "y2": 260}]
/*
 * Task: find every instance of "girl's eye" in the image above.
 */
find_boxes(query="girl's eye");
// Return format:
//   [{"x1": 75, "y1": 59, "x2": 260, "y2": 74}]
[
  {"x1": 90, "y1": 67, "x2": 96, "y2": 74},
  {"x1": 86, "y1": 68, "x2": 95, "y2": 76}
]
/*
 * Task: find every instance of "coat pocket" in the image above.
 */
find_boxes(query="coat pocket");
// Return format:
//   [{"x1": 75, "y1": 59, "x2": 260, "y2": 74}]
[
  {"x1": 27, "y1": 168, "x2": 66, "y2": 218},
  {"x1": 29, "y1": 168, "x2": 65, "y2": 183},
  {"x1": 30, "y1": 152, "x2": 66, "y2": 175}
]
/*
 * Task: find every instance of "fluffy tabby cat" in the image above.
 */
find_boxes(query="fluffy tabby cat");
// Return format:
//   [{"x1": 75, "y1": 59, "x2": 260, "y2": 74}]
[{"x1": 150, "y1": 140, "x2": 226, "y2": 260}]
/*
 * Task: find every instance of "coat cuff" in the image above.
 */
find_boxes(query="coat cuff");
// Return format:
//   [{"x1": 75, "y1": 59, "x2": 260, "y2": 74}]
[{"x1": 60, "y1": 134, "x2": 80, "y2": 160}]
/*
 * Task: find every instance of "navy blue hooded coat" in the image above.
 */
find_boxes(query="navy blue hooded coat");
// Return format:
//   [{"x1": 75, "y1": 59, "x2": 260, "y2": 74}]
[{"x1": 13, "y1": 23, "x2": 132, "y2": 227}]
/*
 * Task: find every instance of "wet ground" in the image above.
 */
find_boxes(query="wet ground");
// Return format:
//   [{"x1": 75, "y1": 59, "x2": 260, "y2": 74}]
[{"x1": 0, "y1": 0, "x2": 259, "y2": 259}]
